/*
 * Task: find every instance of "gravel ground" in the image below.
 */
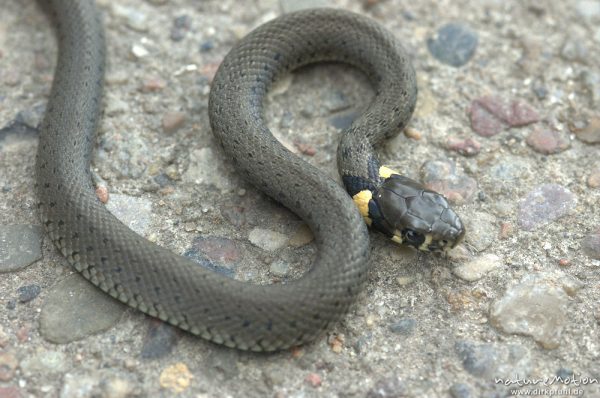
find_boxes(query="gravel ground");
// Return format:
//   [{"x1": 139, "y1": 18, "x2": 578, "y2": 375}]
[{"x1": 1, "y1": 0, "x2": 600, "y2": 397}]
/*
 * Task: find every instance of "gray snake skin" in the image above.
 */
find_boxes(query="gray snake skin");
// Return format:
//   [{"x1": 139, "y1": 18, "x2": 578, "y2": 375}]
[{"x1": 36, "y1": 0, "x2": 418, "y2": 351}]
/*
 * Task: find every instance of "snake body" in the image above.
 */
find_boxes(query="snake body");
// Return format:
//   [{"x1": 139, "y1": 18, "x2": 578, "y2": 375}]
[{"x1": 36, "y1": 0, "x2": 463, "y2": 351}]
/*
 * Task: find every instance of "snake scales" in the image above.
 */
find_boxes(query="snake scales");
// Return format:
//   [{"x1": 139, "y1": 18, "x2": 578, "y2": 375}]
[{"x1": 36, "y1": 0, "x2": 463, "y2": 351}]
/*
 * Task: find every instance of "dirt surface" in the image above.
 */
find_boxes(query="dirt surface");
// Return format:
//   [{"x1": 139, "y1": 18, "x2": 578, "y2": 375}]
[{"x1": 1, "y1": 0, "x2": 599, "y2": 397}]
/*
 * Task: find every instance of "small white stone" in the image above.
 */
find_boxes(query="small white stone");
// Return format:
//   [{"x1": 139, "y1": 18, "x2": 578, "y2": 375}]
[
  {"x1": 248, "y1": 228, "x2": 288, "y2": 251},
  {"x1": 453, "y1": 254, "x2": 503, "y2": 282}
]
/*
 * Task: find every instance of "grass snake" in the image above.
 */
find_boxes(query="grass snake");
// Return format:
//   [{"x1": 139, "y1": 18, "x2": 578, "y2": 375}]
[{"x1": 36, "y1": 0, "x2": 464, "y2": 351}]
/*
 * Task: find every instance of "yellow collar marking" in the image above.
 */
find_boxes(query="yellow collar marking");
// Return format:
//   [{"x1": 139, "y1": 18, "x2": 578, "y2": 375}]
[
  {"x1": 418, "y1": 234, "x2": 433, "y2": 251},
  {"x1": 352, "y1": 190, "x2": 373, "y2": 226},
  {"x1": 391, "y1": 234, "x2": 403, "y2": 244},
  {"x1": 379, "y1": 165, "x2": 399, "y2": 179}
]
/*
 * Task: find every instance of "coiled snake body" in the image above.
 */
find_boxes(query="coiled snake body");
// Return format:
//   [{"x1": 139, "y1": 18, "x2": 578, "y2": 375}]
[{"x1": 36, "y1": 0, "x2": 464, "y2": 351}]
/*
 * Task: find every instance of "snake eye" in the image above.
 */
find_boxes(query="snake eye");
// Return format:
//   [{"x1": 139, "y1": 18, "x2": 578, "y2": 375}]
[{"x1": 403, "y1": 229, "x2": 425, "y2": 246}]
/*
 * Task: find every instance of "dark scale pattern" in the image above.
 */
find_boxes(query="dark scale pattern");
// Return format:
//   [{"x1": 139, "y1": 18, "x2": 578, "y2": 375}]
[{"x1": 37, "y1": 2, "x2": 417, "y2": 351}]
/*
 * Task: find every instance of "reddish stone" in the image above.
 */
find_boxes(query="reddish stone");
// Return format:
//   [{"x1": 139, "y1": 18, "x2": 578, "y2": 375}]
[
  {"x1": 293, "y1": 140, "x2": 317, "y2": 156},
  {"x1": 588, "y1": 167, "x2": 600, "y2": 188},
  {"x1": 0, "y1": 387, "x2": 21, "y2": 398},
  {"x1": 304, "y1": 373, "x2": 322, "y2": 387},
  {"x1": 469, "y1": 96, "x2": 540, "y2": 136},
  {"x1": 446, "y1": 137, "x2": 481, "y2": 157},
  {"x1": 469, "y1": 99, "x2": 505, "y2": 137},
  {"x1": 572, "y1": 116, "x2": 600, "y2": 144},
  {"x1": 141, "y1": 76, "x2": 167, "y2": 92},
  {"x1": 507, "y1": 100, "x2": 540, "y2": 126},
  {"x1": 526, "y1": 127, "x2": 570, "y2": 154},
  {"x1": 192, "y1": 236, "x2": 241, "y2": 264}
]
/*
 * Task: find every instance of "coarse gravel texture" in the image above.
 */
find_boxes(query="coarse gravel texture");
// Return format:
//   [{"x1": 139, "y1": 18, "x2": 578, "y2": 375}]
[{"x1": 1, "y1": 0, "x2": 599, "y2": 397}]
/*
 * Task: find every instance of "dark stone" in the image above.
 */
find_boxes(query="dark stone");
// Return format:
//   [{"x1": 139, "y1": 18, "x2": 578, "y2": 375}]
[
  {"x1": 329, "y1": 111, "x2": 358, "y2": 130},
  {"x1": 388, "y1": 318, "x2": 416, "y2": 335},
  {"x1": 184, "y1": 237, "x2": 240, "y2": 278},
  {"x1": 556, "y1": 367, "x2": 574, "y2": 380},
  {"x1": 449, "y1": 383, "x2": 472, "y2": 398},
  {"x1": 200, "y1": 40, "x2": 215, "y2": 52},
  {"x1": 17, "y1": 284, "x2": 41, "y2": 303},
  {"x1": 427, "y1": 23, "x2": 478, "y2": 67},
  {"x1": 455, "y1": 341, "x2": 498, "y2": 378},
  {"x1": 140, "y1": 321, "x2": 179, "y2": 359},
  {"x1": 582, "y1": 231, "x2": 600, "y2": 259}
]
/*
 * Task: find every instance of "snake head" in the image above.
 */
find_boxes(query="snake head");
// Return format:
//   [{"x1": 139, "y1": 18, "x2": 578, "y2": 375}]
[{"x1": 367, "y1": 174, "x2": 465, "y2": 252}]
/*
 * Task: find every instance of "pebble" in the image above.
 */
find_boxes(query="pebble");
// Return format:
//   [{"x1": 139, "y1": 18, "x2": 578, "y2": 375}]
[
  {"x1": 184, "y1": 247, "x2": 236, "y2": 278},
  {"x1": 171, "y1": 15, "x2": 192, "y2": 41},
  {"x1": 141, "y1": 76, "x2": 167, "y2": 92},
  {"x1": 188, "y1": 236, "x2": 241, "y2": 265},
  {"x1": 420, "y1": 159, "x2": 478, "y2": 204},
  {"x1": 449, "y1": 383, "x2": 472, "y2": 398},
  {"x1": 588, "y1": 167, "x2": 600, "y2": 188},
  {"x1": 388, "y1": 318, "x2": 416, "y2": 335},
  {"x1": 0, "y1": 387, "x2": 21, "y2": 398},
  {"x1": 0, "y1": 117, "x2": 39, "y2": 143},
  {"x1": 517, "y1": 184, "x2": 576, "y2": 231},
  {"x1": 367, "y1": 376, "x2": 406, "y2": 398},
  {"x1": 220, "y1": 205, "x2": 246, "y2": 228},
  {"x1": 15, "y1": 104, "x2": 46, "y2": 129},
  {"x1": 293, "y1": 140, "x2": 317, "y2": 156},
  {"x1": 454, "y1": 341, "x2": 498, "y2": 378},
  {"x1": 95, "y1": 185, "x2": 110, "y2": 203},
  {"x1": 525, "y1": 127, "x2": 570, "y2": 154},
  {"x1": 140, "y1": 322, "x2": 179, "y2": 360},
  {"x1": 572, "y1": 115, "x2": 600, "y2": 144},
  {"x1": 304, "y1": 373, "x2": 322, "y2": 388},
  {"x1": 248, "y1": 228, "x2": 288, "y2": 251},
  {"x1": 105, "y1": 194, "x2": 153, "y2": 236},
  {"x1": 0, "y1": 225, "x2": 43, "y2": 273},
  {"x1": 112, "y1": 4, "x2": 148, "y2": 32},
  {"x1": 556, "y1": 367, "x2": 574, "y2": 380},
  {"x1": 446, "y1": 137, "x2": 481, "y2": 157},
  {"x1": 200, "y1": 40, "x2": 215, "y2": 52},
  {"x1": 269, "y1": 260, "x2": 289, "y2": 277},
  {"x1": 462, "y1": 211, "x2": 496, "y2": 251},
  {"x1": 131, "y1": 44, "x2": 149, "y2": 58},
  {"x1": 580, "y1": 71, "x2": 600, "y2": 107},
  {"x1": 159, "y1": 363, "x2": 193, "y2": 394},
  {"x1": 17, "y1": 284, "x2": 41, "y2": 303},
  {"x1": 469, "y1": 96, "x2": 540, "y2": 137},
  {"x1": 100, "y1": 376, "x2": 138, "y2": 398},
  {"x1": 20, "y1": 350, "x2": 69, "y2": 376},
  {"x1": 288, "y1": 223, "x2": 314, "y2": 247},
  {"x1": 560, "y1": 37, "x2": 588, "y2": 63},
  {"x1": 0, "y1": 351, "x2": 18, "y2": 381},
  {"x1": 490, "y1": 273, "x2": 571, "y2": 349},
  {"x1": 582, "y1": 231, "x2": 600, "y2": 259},
  {"x1": 60, "y1": 373, "x2": 98, "y2": 398},
  {"x1": 329, "y1": 111, "x2": 359, "y2": 130},
  {"x1": 39, "y1": 274, "x2": 126, "y2": 343},
  {"x1": 427, "y1": 23, "x2": 478, "y2": 67},
  {"x1": 453, "y1": 254, "x2": 502, "y2": 282},
  {"x1": 162, "y1": 111, "x2": 187, "y2": 134},
  {"x1": 0, "y1": 326, "x2": 8, "y2": 348}
]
